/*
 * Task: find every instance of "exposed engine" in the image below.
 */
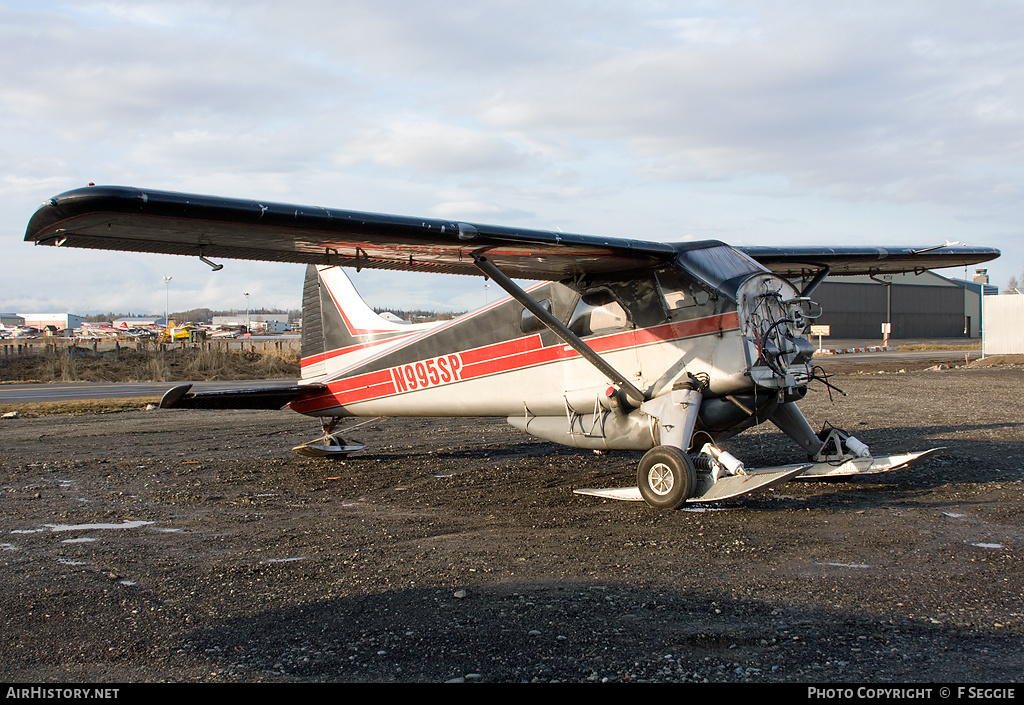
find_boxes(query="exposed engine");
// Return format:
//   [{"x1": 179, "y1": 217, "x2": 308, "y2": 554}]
[{"x1": 738, "y1": 274, "x2": 821, "y2": 390}]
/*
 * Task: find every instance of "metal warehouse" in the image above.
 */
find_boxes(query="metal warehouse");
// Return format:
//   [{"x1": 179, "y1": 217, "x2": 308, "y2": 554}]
[{"x1": 811, "y1": 269, "x2": 997, "y2": 339}]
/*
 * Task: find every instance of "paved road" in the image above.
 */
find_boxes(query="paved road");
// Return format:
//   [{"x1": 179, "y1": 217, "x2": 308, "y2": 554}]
[{"x1": 0, "y1": 380, "x2": 296, "y2": 404}]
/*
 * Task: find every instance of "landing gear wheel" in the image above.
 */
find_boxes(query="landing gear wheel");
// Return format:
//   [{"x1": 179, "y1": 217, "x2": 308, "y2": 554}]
[{"x1": 637, "y1": 445, "x2": 697, "y2": 510}]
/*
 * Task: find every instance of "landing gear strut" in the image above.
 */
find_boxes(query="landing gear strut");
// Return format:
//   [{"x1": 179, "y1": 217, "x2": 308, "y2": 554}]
[{"x1": 291, "y1": 416, "x2": 372, "y2": 459}]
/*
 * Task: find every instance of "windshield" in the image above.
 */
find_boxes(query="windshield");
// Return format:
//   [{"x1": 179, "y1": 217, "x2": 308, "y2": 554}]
[{"x1": 675, "y1": 244, "x2": 765, "y2": 300}]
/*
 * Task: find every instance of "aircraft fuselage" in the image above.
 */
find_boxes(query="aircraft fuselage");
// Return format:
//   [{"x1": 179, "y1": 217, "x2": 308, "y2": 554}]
[{"x1": 291, "y1": 245, "x2": 816, "y2": 453}]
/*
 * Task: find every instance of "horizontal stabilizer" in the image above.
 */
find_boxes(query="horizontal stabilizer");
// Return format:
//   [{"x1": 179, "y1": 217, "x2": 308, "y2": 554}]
[{"x1": 160, "y1": 383, "x2": 320, "y2": 410}]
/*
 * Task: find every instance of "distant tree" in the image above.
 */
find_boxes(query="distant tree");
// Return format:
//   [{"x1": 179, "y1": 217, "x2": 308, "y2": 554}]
[
  {"x1": 1008, "y1": 275, "x2": 1021, "y2": 294},
  {"x1": 170, "y1": 307, "x2": 214, "y2": 324},
  {"x1": 372, "y1": 307, "x2": 464, "y2": 322},
  {"x1": 86, "y1": 311, "x2": 144, "y2": 322}
]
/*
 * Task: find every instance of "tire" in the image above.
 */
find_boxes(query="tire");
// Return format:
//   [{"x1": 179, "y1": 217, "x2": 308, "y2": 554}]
[{"x1": 637, "y1": 445, "x2": 697, "y2": 510}]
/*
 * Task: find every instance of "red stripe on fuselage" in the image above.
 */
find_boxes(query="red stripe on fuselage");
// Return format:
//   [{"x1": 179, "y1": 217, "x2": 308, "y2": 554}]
[
  {"x1": 457, "y1": 333, "x2": 544, "y2": 366},
  {"x1": 317, "y1": 283, "x2": 549, "y2": 382},
  {"x1": 627, "y1": 311, "x2": 739, "y2": 349},
  {"x1": 292, "y1": 311, "x2": 739, "y2": 414},
  {"x1": 458, "y1": 311, "x2": 739, "y2": 380},
  {"x1": 300, "y1": 331, "x2": 418, "y2": 369},
  {"x1": 290, "y1": 368, "x2": 396, "y2": 413}
]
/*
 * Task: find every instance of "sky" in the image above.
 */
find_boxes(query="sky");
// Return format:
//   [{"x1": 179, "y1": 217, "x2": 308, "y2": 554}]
[{"x1": 2, "y1": 0, "x2": 1022, "y2": 317}]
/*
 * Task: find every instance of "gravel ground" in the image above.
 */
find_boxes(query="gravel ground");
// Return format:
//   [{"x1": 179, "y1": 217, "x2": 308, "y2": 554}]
[{"x1": 1, "y1": 359, "x2": 1022, "y2": 683}]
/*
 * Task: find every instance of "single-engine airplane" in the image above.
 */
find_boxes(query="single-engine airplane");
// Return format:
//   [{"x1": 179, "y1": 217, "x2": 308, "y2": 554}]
[{"x1": 26, "y1": 186, "x2": 1000, "y2": 509}]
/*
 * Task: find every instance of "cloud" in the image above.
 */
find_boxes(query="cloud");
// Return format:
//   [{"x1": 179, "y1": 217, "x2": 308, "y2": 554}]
[
  {"x1": 471, "y1": 3, "x2": 1024, "y2": 206},
  {"x1": 427, "y1": 199, "x2": 533, "y2": 222},
  {"x1": 336, "y1": 121, "x2": 533, "y2": 175},
  {"x1": 3, "y1": 0, "x2": 1023, "y2": 313}
]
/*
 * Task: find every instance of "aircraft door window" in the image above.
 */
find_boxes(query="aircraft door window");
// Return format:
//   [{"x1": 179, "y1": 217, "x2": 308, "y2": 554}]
[
  {"x1": 568, "y1": 288, "x2": 630, "y2": 337},
  {"x1": 663, "y1": 289, "x2": 689, "y2": 310},
  {"x1": 655, "y1": 269, "x2": 711, "y2": 313},
  {"x1": 520, "y1": 299, "x2": 552, "y2": 335}
]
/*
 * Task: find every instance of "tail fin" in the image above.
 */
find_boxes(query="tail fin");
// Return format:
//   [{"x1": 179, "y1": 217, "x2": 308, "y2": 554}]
[{"x1": 300, "y1": 265, "x2": 420, "y2": 383}]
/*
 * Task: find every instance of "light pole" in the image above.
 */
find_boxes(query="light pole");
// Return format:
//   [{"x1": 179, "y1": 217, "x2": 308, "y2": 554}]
[
  {"x1": 163, "y1": 275, "x2": 172, "y2": 331},
  {"x1": 244, "y1": 292, "x2": 250, "y2": 335}
]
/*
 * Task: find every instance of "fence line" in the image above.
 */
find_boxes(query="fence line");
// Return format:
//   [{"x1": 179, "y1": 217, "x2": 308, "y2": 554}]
[{"x1": 1, "y1": 337, "x2": 302, "y2": 357}]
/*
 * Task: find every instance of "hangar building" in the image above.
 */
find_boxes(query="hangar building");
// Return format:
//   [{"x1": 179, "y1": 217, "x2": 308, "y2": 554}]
[
  {"x1": 17, "y1": 313, "x2": 86, "y2": 333},
  {"x1": 810, "y1": 269, "x2": 996, "y2": 340},
  {"x1": 212, "y1": 313, "x2": 291, "y2": 333}
]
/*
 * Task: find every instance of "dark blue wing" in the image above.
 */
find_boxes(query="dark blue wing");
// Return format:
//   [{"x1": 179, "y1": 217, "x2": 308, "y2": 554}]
[
  {"x1": 27, "y1": 185, "x2": 999, "y2": 280},
  {"x1": 26, "y1": 185, "x2": 676, "y2": 280}
]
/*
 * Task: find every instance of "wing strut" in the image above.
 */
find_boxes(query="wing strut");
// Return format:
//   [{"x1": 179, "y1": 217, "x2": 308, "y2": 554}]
[
  {"x1": 473, "y1": 254, "x2": 647, "y2": 405},
  {"x1": 799, "y1": 265, "x2": 830, "y2": 297}
]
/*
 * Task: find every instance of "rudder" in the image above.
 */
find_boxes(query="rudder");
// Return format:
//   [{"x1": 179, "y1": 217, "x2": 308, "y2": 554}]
[{"x1": 300, "y1": 265, "x2": 420, "y2": 383}]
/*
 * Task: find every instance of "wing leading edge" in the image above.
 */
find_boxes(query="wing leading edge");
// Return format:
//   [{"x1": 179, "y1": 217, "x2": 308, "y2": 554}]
[
  {"x1": 26, "y1": 185, "x2": 999, "y2": 280},
  {"x1": 738, "y1": 244, "x2": 1001, "y2": 277},
  {"x1": 25, "y1": 185, "x2": 676, "y2": 281}
]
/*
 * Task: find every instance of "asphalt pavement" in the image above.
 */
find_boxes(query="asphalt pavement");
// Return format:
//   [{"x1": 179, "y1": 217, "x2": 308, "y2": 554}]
[{"x1": 0, "y1": 380, "x2": 296, "y2": 404}]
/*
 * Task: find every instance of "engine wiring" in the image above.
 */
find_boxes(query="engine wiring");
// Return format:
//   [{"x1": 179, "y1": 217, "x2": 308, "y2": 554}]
[
  {"x1": 688, "y1": 370, "x2": 711, "y2": 393},
  {"x1": 807, "y1": 364, "x2": 846, "y2": 402}
]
